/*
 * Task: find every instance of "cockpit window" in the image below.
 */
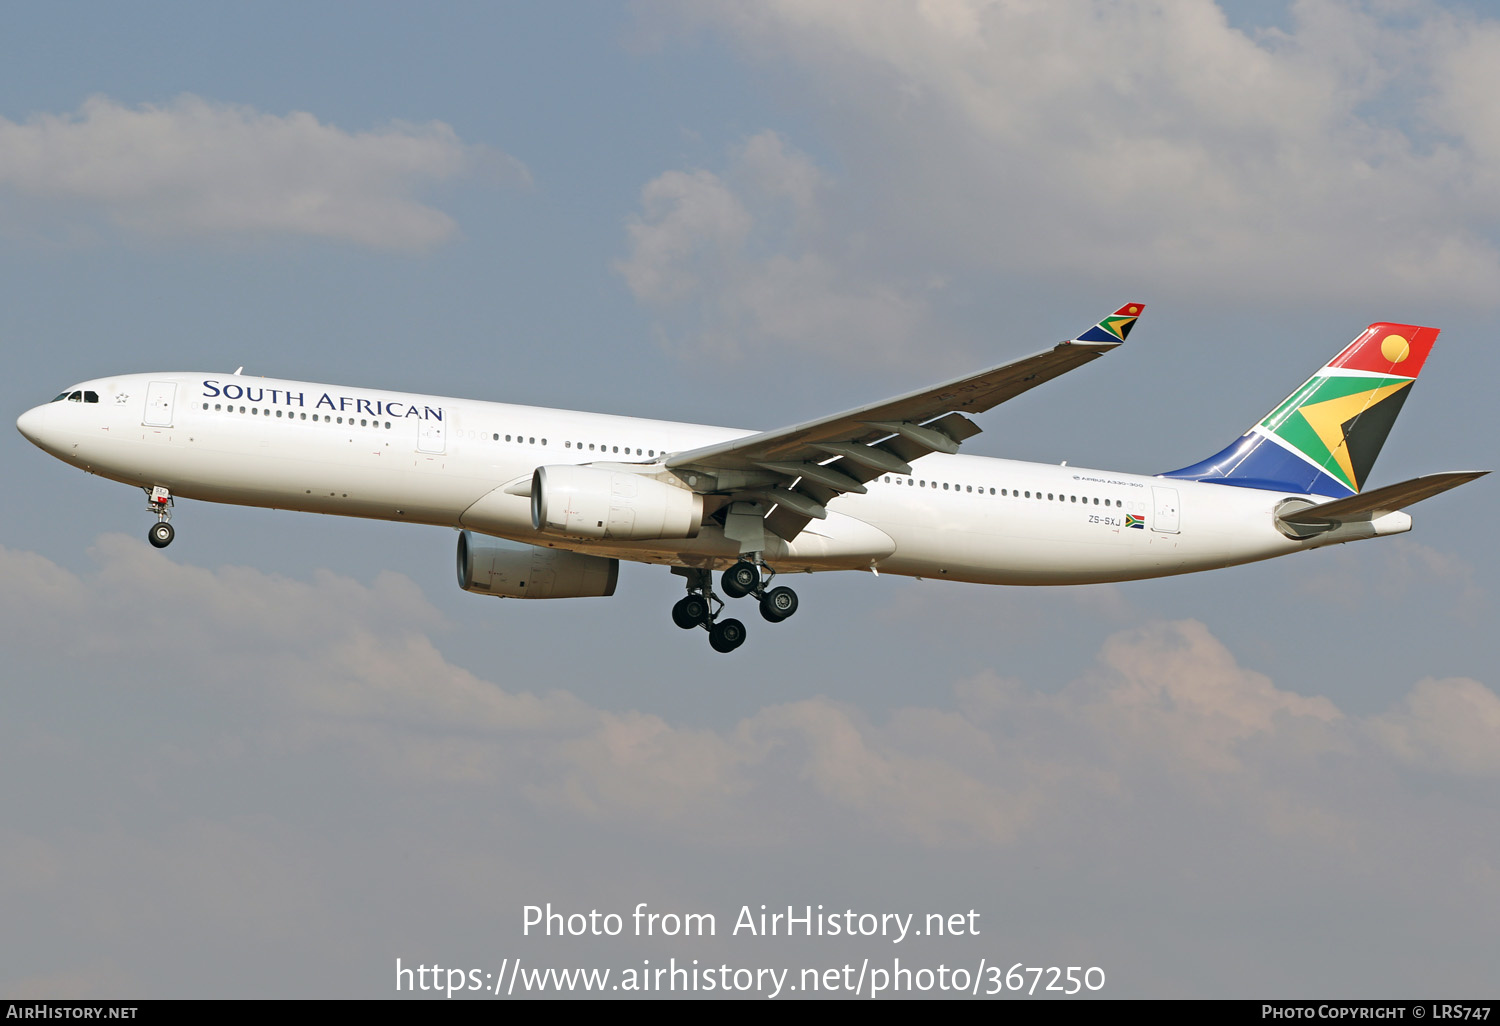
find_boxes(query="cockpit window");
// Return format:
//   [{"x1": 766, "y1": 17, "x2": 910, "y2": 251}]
[
  {"x1": 49, "y1": 390, "x2": 99, "y2": 403},
  {"x1": 83, "y1": 391, "x2": 99, "y2": 403}
]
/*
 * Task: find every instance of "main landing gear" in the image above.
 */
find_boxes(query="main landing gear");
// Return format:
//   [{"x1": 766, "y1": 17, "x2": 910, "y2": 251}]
[
  {"x1": 671, "y1": 558, "x2": 799, "y2": 654},
  {"x1": 145, "y1": 485, "x2": 175, "y2": 548},
  {"x1": 721, "y1": 558, "x2": 798, "y2": 624}
]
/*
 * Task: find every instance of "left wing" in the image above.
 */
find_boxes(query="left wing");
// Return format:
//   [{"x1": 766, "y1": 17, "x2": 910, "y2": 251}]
[{"x1": 667, "y1": 303, "x2": 1144, "y2": 542}]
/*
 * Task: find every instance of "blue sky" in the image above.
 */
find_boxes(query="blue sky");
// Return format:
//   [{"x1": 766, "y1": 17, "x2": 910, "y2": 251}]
[{"x1": 3, "y1": 1, "x2": 1497, "y2": 998}]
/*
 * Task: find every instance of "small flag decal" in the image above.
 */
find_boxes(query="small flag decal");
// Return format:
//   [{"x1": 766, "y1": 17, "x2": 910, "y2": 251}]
[{"x1": 1125, "y1": 514, "x2": 1145, "y2": 529}]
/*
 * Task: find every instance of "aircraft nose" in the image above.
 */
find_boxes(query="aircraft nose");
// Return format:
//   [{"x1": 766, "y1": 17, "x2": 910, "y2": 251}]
[
  {"x1": 16, "y1": 404, "x2": 53, "y2": 449},
  {"x1": 17, "y1": 404, "x2": 42, "y2": 441}
]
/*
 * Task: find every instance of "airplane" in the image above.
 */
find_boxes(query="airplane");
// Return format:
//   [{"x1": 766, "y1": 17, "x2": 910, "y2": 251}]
[{"x1": 15, "y1": 304, "x2": 1487, "y2": 653}]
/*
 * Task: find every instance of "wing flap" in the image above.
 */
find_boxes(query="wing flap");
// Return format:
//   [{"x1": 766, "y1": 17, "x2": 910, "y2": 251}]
[{"x1": 765, "y1": 506, "x2": 812, "y2": 542}]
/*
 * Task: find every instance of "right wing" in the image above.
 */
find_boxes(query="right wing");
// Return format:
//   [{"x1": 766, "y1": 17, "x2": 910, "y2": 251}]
[{"x1": 667, "y1": 303, "x2": 1144, "y2": 541}]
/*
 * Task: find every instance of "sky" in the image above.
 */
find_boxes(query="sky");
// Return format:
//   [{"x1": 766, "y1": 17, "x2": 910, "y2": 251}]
[{"x1": 1, "y1": 0, "x2": 1496, "y2": 1000}]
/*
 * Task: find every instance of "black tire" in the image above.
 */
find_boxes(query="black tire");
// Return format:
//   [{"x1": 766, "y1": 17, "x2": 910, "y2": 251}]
[
  {"x1": 721, "y1": 561, "x2": 759, "y2": 599},
  {"x1": 148, "y1": 522, "x2": 175, "y2": 549},
  {"x1": 672, "y1": 595, "x2": 709, "y2": 630},
  {"x1": 759, "y1": 586, "x2": 798, "y2": 622},
  {"x1": 709, "y1": 617, "x2": 746, "y2": 653}
]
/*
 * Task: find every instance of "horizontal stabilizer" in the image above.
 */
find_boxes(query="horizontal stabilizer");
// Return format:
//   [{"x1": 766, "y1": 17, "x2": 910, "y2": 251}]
[{"x1": 1277, "y1": 471, "x2": 1488, "y2": 526}]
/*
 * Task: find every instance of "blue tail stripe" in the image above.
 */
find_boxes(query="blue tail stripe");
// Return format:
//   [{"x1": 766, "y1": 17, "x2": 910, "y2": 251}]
[
  {"x1": 1075, "y1": 325, "x2": 1122, "y2": 344},
  {"x1": 1161, "y1": 434, "x2": 1354, "y2": 498}
]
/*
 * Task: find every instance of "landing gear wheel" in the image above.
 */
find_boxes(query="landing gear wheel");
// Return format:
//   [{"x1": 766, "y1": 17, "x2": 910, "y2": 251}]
[
  {"x1": 759, "y1": 586, "x2": 798, "y2": 623},
  {"x1": 672, "y1": 595, "x2": 710, "y2": 630},
  {"x1": 722, "y1": 561, "x2": 759, "y2": 599},
  {"x1": 148, "y1": 522, "x2": 175, "y2": 549},
  {"x1": 709, "y1": 617, "x2": 747, "y2": 653}
]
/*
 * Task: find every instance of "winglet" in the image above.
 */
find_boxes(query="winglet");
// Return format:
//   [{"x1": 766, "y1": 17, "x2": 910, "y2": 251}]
[{"x1": 1070, "y1": 303, "x2": 1145, "y2": 346}]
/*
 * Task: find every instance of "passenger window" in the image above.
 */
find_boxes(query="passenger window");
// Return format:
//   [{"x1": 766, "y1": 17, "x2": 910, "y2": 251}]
[
  {"x1": 943, "y1": 482, "x2": 949, "y2": 490},
  {"x1": 529, "y1": 437, "x2": 535, "y2": 445}
]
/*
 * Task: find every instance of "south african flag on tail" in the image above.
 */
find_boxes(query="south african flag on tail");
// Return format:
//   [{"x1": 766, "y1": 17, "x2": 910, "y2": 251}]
[
  {"x1": 1072, "y1": 303, "x2": 1144, "y2": 345},
  {"x1": 1160, "y1": 322, "x2": 1438, "y2": 498}
]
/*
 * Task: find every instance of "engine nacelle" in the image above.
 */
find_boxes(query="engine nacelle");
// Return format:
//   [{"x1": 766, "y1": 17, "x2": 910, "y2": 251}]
[
  {"x1": 456, "y1": 531, "x2": 618, "y2": 599},
  {"x1": 530, "y1": 465, "x2": 703, "y2": 541}
]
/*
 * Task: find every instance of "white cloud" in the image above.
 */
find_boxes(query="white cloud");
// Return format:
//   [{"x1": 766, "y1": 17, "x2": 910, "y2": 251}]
[
  {"x1": 3, "y1": 539, "x2": 1497, "y2": 994},
  {"x1": 642, "y1": 0, "x2": 1500, "y2": 306},
  {"x1": 1296, "y1": 539, "x2": 1487, "y2": 622},
  {"x1": 0, "y1": 95, "x2": 522, "y2": 250},
  {"x1": 1368, "y1": 676, "x2": 1500, "y2": 776},
  {"x1": 616, "y1": 131, "x2": 940, "y2": 363},
  {"x1": 3, "y1": 538, "x2": 1491, "y2": 845}
]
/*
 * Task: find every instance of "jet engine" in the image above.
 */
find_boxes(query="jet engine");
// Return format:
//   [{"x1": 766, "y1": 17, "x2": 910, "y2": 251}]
[
  {"x1": 530, "y1": 465, "x2": 702, "y2": 541},
  {"x1": 456, "y1": 531, "x2": 618, "y2": 599}
]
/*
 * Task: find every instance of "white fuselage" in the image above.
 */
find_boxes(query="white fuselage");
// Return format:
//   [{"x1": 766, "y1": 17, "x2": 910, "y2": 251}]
[{"x1": 17, "y1": 372, "x2": 1409, "y2": 584}]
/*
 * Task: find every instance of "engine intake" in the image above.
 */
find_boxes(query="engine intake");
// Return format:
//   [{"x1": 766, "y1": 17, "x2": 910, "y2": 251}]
[
  {"x1": 456, "y1": 531, "x2": 618, "y2": 599},
  {"x1": 531, "y1": 465, "x2": 702, "y2": 540}
]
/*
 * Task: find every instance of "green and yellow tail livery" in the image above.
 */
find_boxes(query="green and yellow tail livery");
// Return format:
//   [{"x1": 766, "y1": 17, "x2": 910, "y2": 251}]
[
  {"x1": 1163, "y1": 323, "x2": 1438, "y2": 497},
  {"x1": 1073, "y1": 303, "x2": 1143, "y2": 345}
]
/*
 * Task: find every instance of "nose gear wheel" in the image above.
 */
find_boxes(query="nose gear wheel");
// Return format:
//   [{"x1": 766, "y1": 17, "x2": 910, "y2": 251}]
[{"x1": 144, "y1": 486, "x2": 176, "y2": 548}]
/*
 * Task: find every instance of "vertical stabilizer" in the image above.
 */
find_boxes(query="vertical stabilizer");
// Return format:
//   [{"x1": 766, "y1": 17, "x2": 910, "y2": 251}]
[{"x1": 1161, "y1": 323, "x2": 1439, "y2": 497}]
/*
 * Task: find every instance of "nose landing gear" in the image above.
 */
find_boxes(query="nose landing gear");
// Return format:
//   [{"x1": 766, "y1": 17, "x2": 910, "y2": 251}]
[{"x1": 145, "y1": 486, "x2": 175, "y2": 548}]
